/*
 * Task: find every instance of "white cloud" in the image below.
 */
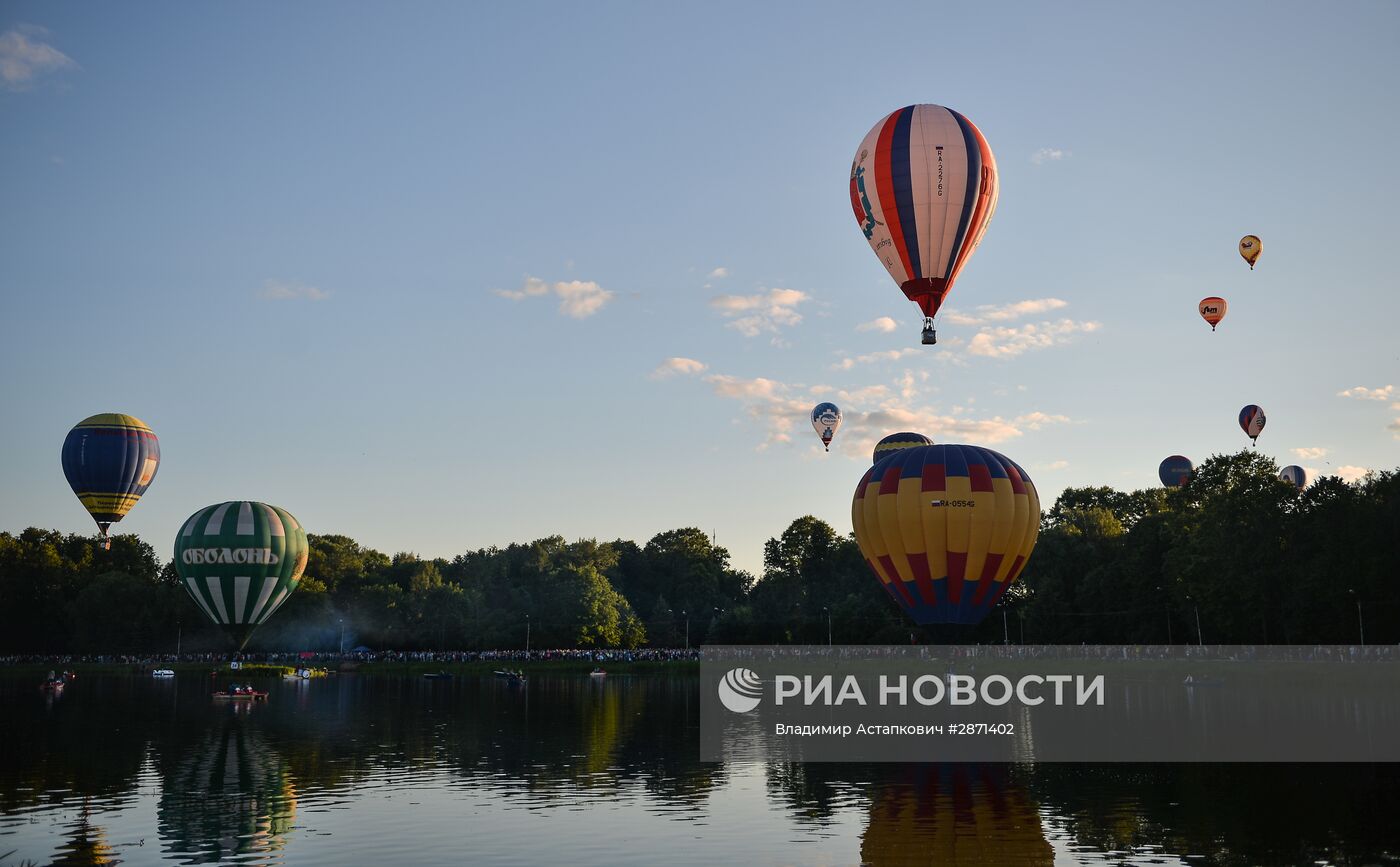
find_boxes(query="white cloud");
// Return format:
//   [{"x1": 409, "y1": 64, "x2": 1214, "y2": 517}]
[
  {"x1": 1337, "y1": 385, "x2": 1394, "y2": 401},
  {"x1": 650, "y1": 357, "x2": 707, "y2": 379},
  {"x1": 831, "y1": 347, "x2": 921, "y2": 370},
  {"x1": 944, "y1": 298, "x2": 1069, "y2": 326},
  {"x1": 1292, "y1": 447, "x2": 1329, "y2": 460},
  {"x1": 1031, "y1": 148, "x2": 1071, "y2": 165},
  {"x1": 494, "y1": 276, "x2": 614, "y2": 318},
  {"x1": 259, "y1": 280, "x2": 330, "y2": 301},
  {"x1": 1043, "y1": 460, "x2": 1070, "y2": 471},
  {"x1": 710, "y1": 287, "x2": 809, "y2": 337},
  {"x1": 1389, "y1": 418, "x2": 1400, "y2": 440},
  {"x1": 967, "y1": 319, "x2": 1101, "y2": 358},
  {"x1": 1335, "y1": 466, "x2": 1371, "y2": 484},
  {"x1": 856, "y1": 316, "x2": 899, "y2": 333},
  {"x1": 0, "y1": 27, "x2": 76, "y2": 90},
  {"x1": 707, "y1": 267, "x2": 729, "y2": 279},
  {"x1": 554, "y1": 280, "x2": 613, "y2": 318}
]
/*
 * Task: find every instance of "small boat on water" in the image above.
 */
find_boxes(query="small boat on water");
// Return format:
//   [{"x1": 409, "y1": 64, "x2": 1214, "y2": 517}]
[
  {"x1": 213, "y1": 686, "x2": 268, "y2": 701},
  {"x1": 493, "y1": 669, "x2": 527, "y2": 684},
  {"x1": 152, "y1": 669, "x2": 175, "y2": 678},
  {"x1": 422, "y1": 671, "x2": 453, "y2": 680},
  {"x1": 40, "y1": 671, "x2": 74, "y2": 691},
  {"x1": 589, "y1": 668, "x2": 607, "y2": 678}
]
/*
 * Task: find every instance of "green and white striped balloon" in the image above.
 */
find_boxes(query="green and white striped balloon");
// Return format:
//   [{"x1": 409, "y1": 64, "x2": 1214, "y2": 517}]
[{"x1": 173, "y1": 501, "x2": 309, "y2": 649}]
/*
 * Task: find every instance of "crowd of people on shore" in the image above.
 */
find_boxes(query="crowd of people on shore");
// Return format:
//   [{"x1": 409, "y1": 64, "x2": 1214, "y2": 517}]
[{"x1": 0, "y1": 647, "x2": 704, "y2": 667}]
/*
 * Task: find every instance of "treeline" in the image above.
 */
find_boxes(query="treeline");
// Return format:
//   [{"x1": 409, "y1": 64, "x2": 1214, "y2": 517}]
[{"x1": 1, "y1": 451, "x2": 1396, "y2": 652}]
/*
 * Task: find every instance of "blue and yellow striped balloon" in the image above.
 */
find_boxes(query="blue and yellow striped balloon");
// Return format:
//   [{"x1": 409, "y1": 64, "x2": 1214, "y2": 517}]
[
  {"x1": 61, "y1": 413, "x2": 161, "y2": 543},
  {"x1": 873, "y1": 432, "x2": 933, "y2": 465},
  {"x1": 852, "y1": 444, "x2": 1040, "y2": 625}
]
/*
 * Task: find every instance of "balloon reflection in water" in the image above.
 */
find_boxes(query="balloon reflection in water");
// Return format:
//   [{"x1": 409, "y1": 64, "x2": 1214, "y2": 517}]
[
  {"x1": 860, "y1": 765, "x2": 1051, "y2": 866},
  {"x1": 158, "y1": 711, "x2": 296, "y2": 862}
]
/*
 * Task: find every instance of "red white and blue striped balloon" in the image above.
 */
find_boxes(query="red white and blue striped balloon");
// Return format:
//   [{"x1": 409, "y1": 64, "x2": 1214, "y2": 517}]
[{"x1": 850, "y1": 104, "x2": 999, "y2": 321}]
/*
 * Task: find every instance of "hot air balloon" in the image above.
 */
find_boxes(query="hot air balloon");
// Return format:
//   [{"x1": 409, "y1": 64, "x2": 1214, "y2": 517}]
[
  {"x1": 852, "y1": 444, "x2": 1039, "y2": 625},
  {"x1": 873, "y1": 432, "x2": 934, "y2": 465},
  {"x1": 850, "y1": 104, "x2": 999, "y2": 345},
  {"x1": 812, "y1": 403, "x2": 843, "y2": 452},
  {"x1": 173, "y1": 502, "x2": 309, "y2": 650},
  {"x1": 1239, "y1": 235, "x2": 1262, "y2": 269},
  {"x1": 1199, "y1": 297, "x2": 1227, "y2": 331},
  {"x1": 1159, "y1": 455, "x2": 1194, "y2": 487},
  {"x1": 61, "y1": 413, "x2": 160, "y2": 550},
  {"x1": 1239, "y1": 405, "x2": 1266, "y2": 446},
  {"x1": 1279, "y1": 466, "x2": 1307, "y2": 489}
]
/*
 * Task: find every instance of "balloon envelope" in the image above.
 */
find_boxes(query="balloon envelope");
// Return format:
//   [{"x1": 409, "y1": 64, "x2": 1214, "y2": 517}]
[
  {"x1": 1280, "y1": 466, "x2": 1307, "y2": 489},
  {"x1": 852, "y1": 444, "x2": 1040, "y2": 625},
  {"x1": 1199, "y1": 296, "x2": 1227, "y2": 331},
  {"x1": 61, "y1": 413, "x2": 160, "y2": 536},
  {"x1": 851, "y1": 104, "x2": 999, "y2": 321},
  {"x1": 812, "y1": 402, "x2": 843, "y2": 450},
  {"x1": 1158, "y1": 455, "x2": 1194, "y2": 487},
  {"x1": 173, "y1": 502, "x2": 309, "y2": 649},
  {"x1": 1239, "y1": 405, "x2": 1266, "y2": 442},
  {"x1": 873, "y1": 432, "x2": 934, "y2": 465},
  {"x1": 1239, "y1": 235, "x2": 1262, "y2": 269}
]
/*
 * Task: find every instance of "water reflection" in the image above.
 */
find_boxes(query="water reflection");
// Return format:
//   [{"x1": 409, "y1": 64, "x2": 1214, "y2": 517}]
[
  {"x1": 3, "y1": 672, "x2": 1400, "y2": 866},
  {"x1": 156, "y1": 709, "x2": 296, "y2": 863}
]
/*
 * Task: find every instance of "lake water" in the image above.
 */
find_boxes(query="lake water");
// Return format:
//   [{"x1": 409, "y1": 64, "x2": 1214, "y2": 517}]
[{"x1": 3, "y1": 671, "x2": 1398, "y2": 866}]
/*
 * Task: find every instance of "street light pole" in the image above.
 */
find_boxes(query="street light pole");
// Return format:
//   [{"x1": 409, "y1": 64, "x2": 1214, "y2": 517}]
[
  {"x1": 338, "y1": 618, "x2": 345, "y2": 654},
  {"x1": 683, "y1": 611, "x2": 689, "y2": 651},
  {"x1": 1351, "y1": 590, "x2": 1366, "y2": 647},
  {"x1": 823, "y1": 606, "x2": 831, "y2": 646},
  {"x1": 526, "y1": 614, "x2": 531, "y2": 654},
  {"x1": 1002, "y1": 606, "x2": 1009, "y2": 645},
  {"x1": 1193, "y1": 605, "x2": 1203, "y2": 646}
]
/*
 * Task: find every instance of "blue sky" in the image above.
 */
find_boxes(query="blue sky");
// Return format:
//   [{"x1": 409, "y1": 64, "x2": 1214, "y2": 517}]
[{"x1": 2, "y1": 2, "x2": 1397, "y2": 575}]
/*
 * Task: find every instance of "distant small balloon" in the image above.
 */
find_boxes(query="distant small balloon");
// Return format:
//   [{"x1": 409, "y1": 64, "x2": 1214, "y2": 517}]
[
  {"x1": 1199, "y1": 296, "x2": 1227, "y2": 331},
  {"x1": 1239, "y1": 405, "x2": 1266, "y2": 446},
  {"x1": 1158, "y1": 455, "x2": 1194, "y2": 487},
  {"x1": 1239, "y1": 235, "x2": 1262, "y2": 270},
  {"x1": 811, "y1": 403, "x2": 843, "y2": 452},
  {"x1": 1279, "y1": 465, "x2": 1307, "y2": 490},
  {"x1": 873, "y1": 432, "x2": 933, "y2": 465}
]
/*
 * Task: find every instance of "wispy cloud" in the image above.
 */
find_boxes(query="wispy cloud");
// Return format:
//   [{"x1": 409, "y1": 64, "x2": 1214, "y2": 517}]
[
  {"x1": 1042, "y1": 460, "x2": 1070, "y2": 471},
  {"x1": 1292, "y1": 447, "x2": 1329, "y2": 460},
  {"x1": 856, "y1": 316, "x2": 899, "y2": 334},
  {"x1": 1335, "y1": 466, "x2": 1371, "y2": 484},
  {"x1": 699, "y1": 369, "x2": 1071, "y2": 453},
  {"x1": 707, "y1": 267, "x2": 729, "y2": 280},
  {"x1": 831, "y1": 347, "x2": 921, "y2": 370},
  {"x1": 967, "y1": 319, "x2": 1100, "y2": 358},
  {"x1": 943, "y1": 298, "x2": 1069, "y2": 326},
  {"x1": 494, "y1": 275, "x2": 614, "y2": 318},
  {"x1": 259, "y1": 280, "x2": 330, "y2": 301},
  {"x1": 650, "y1": 357, "x2": 707, "y2": 379},
  {"x1": 0, "y1": 27, "x2": 76, "y2": 90},
  {"x1": 1389, "y1": 419, "x2": 1400, "y2": 440},
  {"x1": 709, "y1": 287, "x2": 809, "y2": 337},
  {"x1": 1031, "y1": 148, "x2": 1071, "y2": 165},
  {"x1": 1337, "y1": 384, "x2": 1394, "y2": 401}
]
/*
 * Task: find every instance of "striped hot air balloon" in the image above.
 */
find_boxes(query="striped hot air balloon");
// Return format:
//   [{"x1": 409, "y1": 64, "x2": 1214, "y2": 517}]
[
  {"x1": 61, "y1": 413, "x2": 160, "y2": 548},
  {"x1": 1279, "y1": 465, "x2": 1307, "y2": 490},
  {"x1": 173, "y1": 502, "x2": 309, "y2": 649},
  {"x1": 850, "y1": 104, "x2": 999, "y2": 345},
  {"x1": 852, "y1": 444, "x2": 1039, "y2": 625},
  {"x1": 872, "y1": 432, "x2": 933, "y2": 466},
  {"x1": 1239, "y1": 405, "x2": 1266, "y2": 446}
]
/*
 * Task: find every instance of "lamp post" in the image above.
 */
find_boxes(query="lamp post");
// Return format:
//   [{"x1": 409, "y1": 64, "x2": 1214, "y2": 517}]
[
  {"x1": 1001, "y1": 604, "x2": 1010, "y2": 645},
  {"x1": 525, "y1": 614, "x2": 531, "y2": 654},
  {"x1": 1185, "y1": 595, "x2": 1203, "y2": 646},
  {"x1": 1350, "y1": 589, "x2": 1366, "y2": 647},
  {"x1": 682, "y1": 610, "x2": 689, "y2": 651},
  {"x1": 823, "y1": 606, "x2": 831, "y2": 646},
  {"x1": 338, "y1": 618, "x2": 345, "y2": 654}
]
